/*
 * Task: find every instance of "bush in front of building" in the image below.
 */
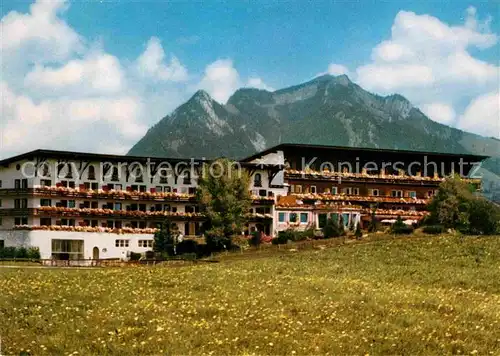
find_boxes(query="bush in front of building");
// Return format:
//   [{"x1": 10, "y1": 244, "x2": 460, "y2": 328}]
[
  {"x1": 129, "y1": 252, "x2": 142, "y2": 261},
  {"x1": 391, "y1": 216, "x2": 414, "y2": 234},
  {"x1": 422, "y1": 225, "x2": 446, "y2": 234},
  {"x1": 249, "y1": 231, "x2": 262, "y2": 247},
  {"x1": 176, "y1": 239, "x2": 199, "y2": 255},
  {"x1": 0, "y1": 246, "x2": 40, "y2": 260},
  {"x1": 354, "y1": 224, "x2": 363, "y2": 239},
  {"x1": 322, "y1": 217, "x2": 344, "y2": 238}
]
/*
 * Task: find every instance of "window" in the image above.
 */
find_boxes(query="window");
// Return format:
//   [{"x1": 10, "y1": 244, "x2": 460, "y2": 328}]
[
  {"x1": 289, "y1": 213, "x2": 298, "y2": 223},
  {"x1": 370, "y1": 189, "x2": 379, "y2": 196},
  {"x1": 183, "y1": 171, "x2": 191, "y2": 185},
  {"x1": 111, "y1": 167, "x2": 119, "y2": 182},
  {"x1": 427, "y1": 190, "x2": 435, "y2": 198},
  {"x1": 331, "y1": 186, "x2": 338, "y2": 195},
  {"x1": 155, "y1": 186, "x2": 163, "y2": 193},
  {"x1": 408, "y1": 191, "x2": 417, "y2": 198},
  {"x1": 159, "y1": 169, "x2": 168, "y2": 184},
  {"x1": 0, "y1": 180, "x2": 2, "y2": 188},
  {"x1": 300, "y1": 213, "x2": 308, "y2": 224},
  {"x1": 352, "y1": 188, "x2": 360, "y2": 196},
  {"x1": 138, "y1": 240, "x2": 153, "y2": 248},
  {"x1": 22, "y1": 179, "x2": 28, "y2": 189},
  {"x1": 40, "y1": 179, "x2": 52, "y2": 187},
  {"x1": 115, "y1": 184, "x2": 122, "y2": 191},
  {"x1": 41, "y1": 164, "x2": 50, "y2": 178},
  {"x1": 115, "y1": 240, "x2": 129, "y2": 247},
  {"x1": 163, "y1": 204, "x2": 171, "y2": 212},
  {"x1": 91, "y1": 182, "x2": 99, "y2": 190},
  {"x1": 259, "y1": 189, "x2": 267, "y2": 197},
  {"x1": 0, "y1": 199, "x2": 2, "y2": 207},
  {"x1": 188, "y1": 187, "x2": 197, "y2": 195},
  {"x1": 91, "y1": 220, "x2": 98, "y2": 227},
  {"x1": 88, "y1": 165, "x2": 96, "y2": 180},
  {"x1": 342, "y1": 187, "x2": 352, "y2": 195},
  {"x1": 0, "y1": 239, "x2": 3, "y2": 247},
  {"x1": 66, "y1": 164, "x2": 73, "y2": 178},
  {"x1": 310, "y1": 186, "x2": 317, "y2": 194},
  {"x1": 295, "y1": 185, "x2": 302, "y2": 194},
  {"x1": 278, "y1": 212, "x2": 286, "y2": 222},
  {"x1": 68, "y1": 181, "x2": 75, "y2": 189},
  {"x1": 51, "y1": 239, "x2": 84, "y2": 260},
  {"x1": 391, "y1": 190, "x2": 403, "y2": 198},
  {"x1": 68, "y1": 200, "x2": 76, "y2": 208},
  {"x1": 14, "y1": 179, "x2": 20, "y2": 189},
  {"x1": 318, "y1": 214, "x2": 328, "y2": 228},
  {"x1": 0, "y1": 218, "x2": 2, "y2": 226},
  {"x1": 185, "y1": 205, "x2": 195, "y2": 213},
  {"x1": 135, "y1": 167, "x2": 144, "y2": 183},
  {"x1": 14, "y1": 217, "x2": 28, "y2": 225},
  {"x1": 139, "y1": 185, "x2": 147, "y2": 193},
  {"x1": 91, "y1": 201, "x2": 98, "y2": 209},
  {"x1": 40, "y1": 217, "x2": 51, "y2": 226},
  {"x1": 40, "y1": 199, "x2": 52, "y2": 207},
  {"x1": 254, "y1": 173, "x2": 262, "y2": 187},
  {"x1": 14, "y1": 199, "x2": 20, "y2": 209},
  {"x1": 139, "y1": 204, "x2": 146, "y2": 212},
  {"x1": 114, "y1": 203, "x2": 122, "y2": 211}
]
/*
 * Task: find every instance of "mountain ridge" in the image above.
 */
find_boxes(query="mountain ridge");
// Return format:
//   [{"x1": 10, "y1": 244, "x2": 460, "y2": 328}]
[{"x1": 128, "y1": 74, "x2": 500, "y2": 200}]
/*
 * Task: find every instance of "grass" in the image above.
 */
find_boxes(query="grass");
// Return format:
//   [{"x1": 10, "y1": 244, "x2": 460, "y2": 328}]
[{"x1": 1, "y1": 234, "x2": 499, "y2": 355}]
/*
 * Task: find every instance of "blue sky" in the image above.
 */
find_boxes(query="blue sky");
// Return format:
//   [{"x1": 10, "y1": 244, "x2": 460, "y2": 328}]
[
  {"x1": 3, "y1": 0, "x2": 498, "y2": 88},
  {"x1": 1, "y1": 0, "x2": 499, "y2": 158}
]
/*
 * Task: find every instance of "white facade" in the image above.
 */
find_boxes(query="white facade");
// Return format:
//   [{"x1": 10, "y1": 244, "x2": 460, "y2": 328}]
[
  {"x1": 1, "y1": 230, "x2": 154, "y2": 260},
  {"x1": 0, "y1": 150, "x2": 285, "y2": 259}
]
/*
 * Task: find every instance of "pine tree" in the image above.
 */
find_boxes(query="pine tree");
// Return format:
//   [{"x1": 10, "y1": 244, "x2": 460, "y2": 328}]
[
  {"x1": 153, "y1": 220, "x2": 178, "y2": 255},
  {"x1": 354, "y1": 223, "x2": 362, "y2": 239}
]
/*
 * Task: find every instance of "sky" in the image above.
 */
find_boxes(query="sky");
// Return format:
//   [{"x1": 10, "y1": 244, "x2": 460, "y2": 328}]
[{"x1": 1, "y1": 0, "x2": 499, "y2": 159}]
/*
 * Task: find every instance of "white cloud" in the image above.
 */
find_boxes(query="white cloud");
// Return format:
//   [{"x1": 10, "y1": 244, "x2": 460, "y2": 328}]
[
  {"x1": 327, "y1": 64, "x2": 350, "y2": 76},
  {"x1": 0, "y1": 0, "x2": 197, "y2": 158},
  {"x1": 0, "y1": 0, "x2": 273, "y2": 158},
  {"x1": 136, "y1": 37, "x2": 188, "y2": 82},
  {"x1": 0, "y1": 0, "x2": 82, "y2": 63},
  {"x1": 458, "y1": 92, "x2": 500, "y2": 139},
  {"x1": 349, "y1": 7, "x2": 499, "y2": 135},
  {"x1": 246, "y1": 77, "x2": 274, "y2": 91},
  {"x1": 24, "y1": 52, "x2": 125, "y2": 95},
  {"x1": 421, "y1": 102, "x2": 456, "y2": 125},
  {"x1": 198, "y1": 59, "x2": 241, "y2": 103}
]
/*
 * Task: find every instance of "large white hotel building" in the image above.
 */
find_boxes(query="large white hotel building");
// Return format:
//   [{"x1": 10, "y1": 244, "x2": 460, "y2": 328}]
[{"x1": 0, "y1": 144, "x2": 485, "y2": 260}]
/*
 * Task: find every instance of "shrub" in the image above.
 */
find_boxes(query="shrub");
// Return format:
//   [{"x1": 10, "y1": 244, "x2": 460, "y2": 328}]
[
  {"x1": 26, "y1": 247, "x2": 41, "y2": 260},
  {"x1": 176, "y1": 239, "x2": 199, "y2": 255},
  {"x1": 323, "y1": 217, "x2": 344, "y2": 238},
  {"x1": 15, "y1": 247, "x2": 28, "y2": 259},
  {"x1": 467, "y1": 198, "x2": 500, "y2": 235},
  {"x1": 249, "y1": 231, "x2": 261, "y2": 247},
  {"x1": 0, "y1": 246, "x2": 40, "y2": 259},
  {"x1": 129, "y1": 252, "x2": 142, "y2": 261},
  {"x1": 354, "y1": 224, "x2": 362, "y2": 239},
  {"x1": 272, "y1": 232, "x2": 291, "y2": 245},
  {"x1": 367, "y1": 208, "x2": 379, "y2": 232},
  {"x1": 422, "y1": 225, "x2": 445, "y2": 234},
  {"x1": 205, "y1": 234, "x2": 232, "y2": 252},
  {"x1": 145, "y1": 250, "x2": 155, "y2": 259},
  {"x1": 391, "y1": 216, "x2": 414, "y2": 234},
  {"x1": 301, "y1": 224, "x2": 316, "y2": 240}
]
